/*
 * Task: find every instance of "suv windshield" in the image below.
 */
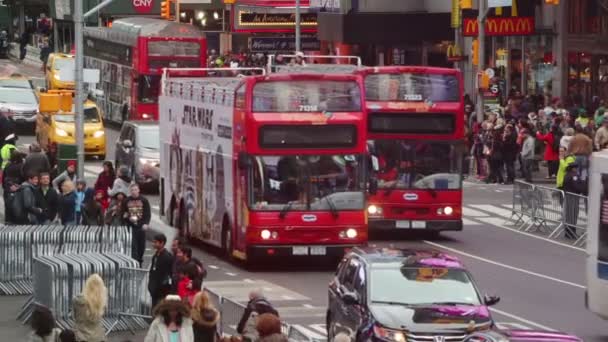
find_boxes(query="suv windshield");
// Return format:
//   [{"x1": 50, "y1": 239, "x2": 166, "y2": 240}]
[
  {"x1": 371, "y1": 267, "x2": 481, "y2": 305},
  {"x1": 250, "y1": 155, "x2": 365, "y2": 211},
  {"x1": 0, "y1": 88, "x2": 37, "y2": 105},
  {"x1": 369, "y1": 140, "x2": 463, "y2": 190}
]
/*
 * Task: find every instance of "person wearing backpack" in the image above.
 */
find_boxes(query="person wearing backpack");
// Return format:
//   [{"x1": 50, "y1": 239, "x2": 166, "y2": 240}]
[{"x1": 536, "y1": 125, "x2": 560, "y2": 179}]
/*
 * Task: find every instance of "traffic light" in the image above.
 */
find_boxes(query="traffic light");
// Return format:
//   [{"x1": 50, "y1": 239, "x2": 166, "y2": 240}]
[
  {"x1": 460, "y1": 0, "x2": 472, "y2": 9},
  {"x1": 472, "y1": 39, "x2": 479, "y2": 66},
  {"x1": 161, "y1": 0, "x2": 171, "y2": 19}
]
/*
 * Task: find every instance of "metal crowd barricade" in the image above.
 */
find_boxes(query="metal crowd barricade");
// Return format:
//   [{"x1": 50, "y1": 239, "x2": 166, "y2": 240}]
[
  {"x1": 18, "y1": 252, "x2": 139, "y2": 332},
  {"x1": 561, "y1": 192, "x2": 589, "y2": 246},
  {"x1": 527, "y1": 185, "x2": 565, "y2": 234},
  {"x1": 107, "y1": 267, "x2": 152, "y2": 334},
  {"x1": 507, "y1": 181, "x2": 536, "y2": 229},
  {"x1": 0, "y1": 225, "x2": 132, "y2": 295},
  {"x1": 221, "y1": 296, "x2": 248, "y2": 336}
]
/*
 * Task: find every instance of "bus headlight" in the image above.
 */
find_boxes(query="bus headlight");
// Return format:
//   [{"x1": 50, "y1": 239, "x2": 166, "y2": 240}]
[
  {"x1": 142, "y1": 113, "x2": 151, "y2": 119},
  {"x1": 261, "y1": 229, "x2": 271, "y2": 240},
  {"x1": 444, "y1": 206, "x2": 453, "y2": 215},
  {"x1": 346, "y1": 228, "x2": 358, "y2": 239},
  {"x1": 368, "y1": 205, "x2": 382, "y2": 215}
]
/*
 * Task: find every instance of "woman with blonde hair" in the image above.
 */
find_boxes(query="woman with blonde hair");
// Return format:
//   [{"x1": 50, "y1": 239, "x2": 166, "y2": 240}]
[
  {"x1": 191, "y1": 291, "x2": 220, "y2": 342},
  {"x1": 73, "y1": 273, "x2": 108, "y2": 342}
]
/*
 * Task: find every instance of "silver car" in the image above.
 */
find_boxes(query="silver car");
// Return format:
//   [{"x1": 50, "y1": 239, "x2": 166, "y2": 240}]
[
  {"x1": 115, "y1": 121, "x2": 160, "y2": 191},
  {"x1": 0, "y1": 86, "x2": 39, "y2": 124}
]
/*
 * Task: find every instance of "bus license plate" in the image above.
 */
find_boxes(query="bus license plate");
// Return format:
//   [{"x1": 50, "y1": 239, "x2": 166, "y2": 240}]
[
  {"x1": 412, "y1": 221, "x2": 426, "y2": 229},
  {"x1": 396, "y1": 221, "x2": 410, "y2": 229},
  {"x1": 292, "y1": 246, "x2": 309, "y2": 255},
  {"x1": 310, "y1": 247, "x2": 326, "y2": 255}
]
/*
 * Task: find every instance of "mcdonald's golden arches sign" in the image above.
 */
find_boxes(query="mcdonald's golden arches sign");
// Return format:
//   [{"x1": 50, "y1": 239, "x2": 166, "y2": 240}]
[{"x1": 463, "y1": 17, "x2": 534, "y2": 36}]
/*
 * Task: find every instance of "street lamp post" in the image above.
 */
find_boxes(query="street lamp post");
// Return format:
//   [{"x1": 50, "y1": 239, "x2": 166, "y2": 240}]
[
  {"x1": 74, "y1": 0, "x2": 116, "y2": 178},
  {"x1": 476, "y1": 0, "x2": 487, "y2": 124},
  {"x1": 295, "y1": 0, "x2": 301, "y2": 52}
]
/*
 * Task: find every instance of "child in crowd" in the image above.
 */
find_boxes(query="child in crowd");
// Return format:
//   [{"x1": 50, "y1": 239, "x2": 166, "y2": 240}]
[{"x1": 75, "y1": 180, "x2": 87, "y2": 224}]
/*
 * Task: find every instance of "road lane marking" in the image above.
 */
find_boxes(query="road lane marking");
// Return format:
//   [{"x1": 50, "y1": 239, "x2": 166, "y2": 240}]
[
  {"x1": 290, "y1": 325, "x2": 326, "y2": 340},
  {"x1": 309, "y1": 324, "x2": 328, "y2": 336},
  {"x1": 208, "y1": 265, "x2": 219, "y2": 269},
  {"x1": 463, "y1": 206, "x2": 491, "y2": 217},
  {"x1": 243, "y1": 278, "x2": 254, "y2": 283},
  {"x1": 490, "y1": 308, "x2": 556, "y2": 331},
  {"x1": 282, "y1": 295, "x2": 295, "y2": 300},
  {"x1": 423, "y1": 240, "x2": 586, "y2": 289},
  {"x1": 303, "y1": 304, "x2": 314, "y2": 308},
  {"x1": 225, "y1": 272, "x2": 237, "y2": 276}
]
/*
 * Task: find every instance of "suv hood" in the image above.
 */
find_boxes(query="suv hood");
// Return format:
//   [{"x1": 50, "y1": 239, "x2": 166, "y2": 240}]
[
  {"x1": 370, "y1": 303, "x2": 492, "y2": 333},
  {"x1": 4, "y1": 103, "x2": 38, "y2": 113}
]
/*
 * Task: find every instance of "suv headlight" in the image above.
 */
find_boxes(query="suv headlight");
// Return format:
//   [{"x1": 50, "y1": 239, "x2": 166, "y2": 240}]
[{"x1": 373, "y1": 325, "x2": 406, "y2": 342}]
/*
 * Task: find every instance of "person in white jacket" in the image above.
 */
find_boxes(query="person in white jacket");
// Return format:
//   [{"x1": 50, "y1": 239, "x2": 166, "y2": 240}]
[{"x1": 145, "y1": 295, "x2": 194, "y2": 342}]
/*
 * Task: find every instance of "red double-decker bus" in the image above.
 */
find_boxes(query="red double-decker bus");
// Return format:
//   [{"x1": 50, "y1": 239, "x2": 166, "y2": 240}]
[
  {"x1": 359, "y1": 66, "x2": 465, "y2": 234},
  {"x1": 84, "y1": 18, "x2": 206, "y2": 124},
  {"x1": 160, "y1": 68, "x2": 368, "y2": 263}
]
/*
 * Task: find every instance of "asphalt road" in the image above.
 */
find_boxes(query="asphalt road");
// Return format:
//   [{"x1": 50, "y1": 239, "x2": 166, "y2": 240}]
[{"x1": 0, "y1": 60, "x2": 605, "y2": 341}]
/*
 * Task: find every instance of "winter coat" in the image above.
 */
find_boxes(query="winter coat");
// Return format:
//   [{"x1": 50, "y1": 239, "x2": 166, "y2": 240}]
[
  {"x1": 568, "y1": 133, "x2": 593, "y2": 156},
  {"x1": 22, "y1": 152, "x2": 50, "y2": 176},
  {"x1": 144, "y1": 317, "x2": 194, "y2": 342},
  {"x1": 108, "y1": 176, "x2": 131, "y2": 197},
  {"x1": 60, "y1": 191, "x2": 77, "y2": 224},
  {"x1": 73, "y1": 294, "x2": 106, "y2": 342},
  {"x1": 236, "y1": 298, "x2": 279, "y2": 338},
  {"x1": 21, "y1": 182, "x2": 42, "y2": 223},
  {"x1": 52, "y1": 170, "x2": 78, "y2": 192},
  {"x1": 521, "y1": 136, "x2": 535, "y2": 160},
  {"x1": 3, "y1": 161, "x2": 24, "y2": 191},
  {"x1": 560, "y1": 135, "x2": 573, "y2": 150},
  {"x1": 595, "y1": 126, "x2": 608, "y2": 150},
  {"x1": 148, "y1": 248, "x2": 174, "y2": 297},
  {"x1": 536, "y1": 131, "x2": 559, "y2": 161},
  {"x1": 26, "y1": 328, "x2": 62, "y2": 342},
  {"x1": 502, "y1": 132, "x2": 519, "y2": 162},
  {"x1": 94, "y1": 172, "x2": 115, "y2": 197},
  {"x1": 37, "y1": 186, "x2": 59, "y2": 223},
  {"x1": 104, "y1": 198, "x2": 125, "y2": 226},
  {"x1": 122, "y1": 195, "x2": 151, "y2": 229},
  {"x1": 556, "y1": 155, "x2": 576, "y2": 189},
  {"x1": 82, "y1": 200, "x2": 104, "y2": 225},
  {"x1": 192, "y1": 307, "x2": 220, "y2": 342}
]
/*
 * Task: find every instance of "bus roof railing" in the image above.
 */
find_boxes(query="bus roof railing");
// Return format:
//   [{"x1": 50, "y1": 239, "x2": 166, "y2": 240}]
[
  {"x1": 270, "y1": 64, "x2": 362, "y2": 75},
  {"x1": 161, "y1": 67, "x2": 266, "y2": 94},
  {"x1": 267, "y1": 54, "x2": 363, "y2": 69}
]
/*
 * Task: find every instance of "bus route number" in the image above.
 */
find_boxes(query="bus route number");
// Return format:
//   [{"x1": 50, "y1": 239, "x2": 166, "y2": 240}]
[
  {"x1": 404, "y1": 94, "x2": 423, "y2": 101},
  {"x1": 299, "y1": 105, "x2": 318, "y2": 112}
]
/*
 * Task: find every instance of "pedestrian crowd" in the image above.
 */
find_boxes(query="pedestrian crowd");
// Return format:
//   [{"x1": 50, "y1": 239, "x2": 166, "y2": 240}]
[{"x1": 206, "y1": 49, "x2": 307, "y2": 75}]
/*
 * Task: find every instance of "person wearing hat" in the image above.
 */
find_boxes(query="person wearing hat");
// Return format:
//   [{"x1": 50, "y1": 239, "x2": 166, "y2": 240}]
[
  {"x1": 52, "y1": 160, "x2": 78, "y2": 193},
  {"x1": 0, "y1": 133, "x2": 17, "y2": 169},
  {"x1": 563, "y1": 162, "x2": 587, "y2": 239},
  {"x1": 595, "y1": 116, "x2": 608, "y2": 150}
]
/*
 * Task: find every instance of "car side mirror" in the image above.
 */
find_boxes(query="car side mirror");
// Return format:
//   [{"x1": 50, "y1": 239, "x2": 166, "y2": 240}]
[
  {"x1": 369, "y1": 178, "x2": 378, "y2": 195},
  {"x1": 238, "y1": 152, "x2": 251, "y2": 170},
  {"x1": 342, "y1": 291, "x2": 359, "y2": 305},
  {"x1": 122, "y1": 139, "x2": 133, "y2": 148},
  {"x1": 484, "y1": 294, "x2": 500, "y2": 306}
]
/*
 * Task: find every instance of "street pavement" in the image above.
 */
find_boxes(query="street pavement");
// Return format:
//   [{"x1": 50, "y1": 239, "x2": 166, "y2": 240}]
[{"x1": 0, "y1": 59, "x2": 605, "y2": 341}]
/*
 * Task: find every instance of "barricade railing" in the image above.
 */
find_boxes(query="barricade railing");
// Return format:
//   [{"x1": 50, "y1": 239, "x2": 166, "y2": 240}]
[
  {"x1": 204, "y1": 288, "x2": 327, "y2": 342},
  {"x1": 0, "y1": 225, "x2": 132, "y2": 295},
  {"x1": 107, "y1": 267, "x2": 152, "y2": 334},
  {"x1": 508, "y1": 181, "x2": 587, "y2": 246},
  {"x1": 17, "y1": 252, "x2": 142, "y2": 333}
]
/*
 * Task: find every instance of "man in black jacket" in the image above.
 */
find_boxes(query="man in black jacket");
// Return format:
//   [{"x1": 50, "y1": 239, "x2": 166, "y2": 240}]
[
  {"x1": 237, "y1": 290, "x2": 279, "y2": 340},
  {"x1": 122, "y1": 184, "x2": 151, "y2": 265},
  {"x1": 37, "y1": 172, "x2": 59, "y2": 223},
  {"x1": 22, "y1": 143, "x2": 50, "y2": 177},
  {"x1": 148, "y1": 234, "x2": 174, "y2": 309},
  {"x1": 563, "y1": 163, "x2": 587, "y2": 239},
  {"x1": 20, "y1": 173, "x2": 43, "y2": 224},
  {"x1": 173, "y1": 246, "x2": 206, "y2": 293}
]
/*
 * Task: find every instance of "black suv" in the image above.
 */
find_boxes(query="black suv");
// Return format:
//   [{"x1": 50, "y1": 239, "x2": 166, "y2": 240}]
[{"x1": 327, "y1": 247, "x2": 500, "y2": 342}]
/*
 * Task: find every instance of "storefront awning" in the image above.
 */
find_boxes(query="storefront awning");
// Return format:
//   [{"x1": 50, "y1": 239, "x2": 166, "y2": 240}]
[{"x1": 318, "y1": 12, "x2": 453, "y2": 44}]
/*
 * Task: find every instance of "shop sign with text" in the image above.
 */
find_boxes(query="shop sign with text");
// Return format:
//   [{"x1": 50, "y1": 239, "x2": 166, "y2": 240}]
[
  {"x1": 249, "y1": 37, "x2": 320, "y2": 52},
  {"x1": 463, "y1": 17, "x2": 534, "y2": 36},
  {"x1": 238, "y1": 12, "x2": 317, "y2": 27}
]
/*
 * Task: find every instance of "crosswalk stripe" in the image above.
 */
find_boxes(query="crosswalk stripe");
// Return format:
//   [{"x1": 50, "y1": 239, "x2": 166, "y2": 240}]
[
  {"x1": 463, "y1": 207, "x2": 491, "y2": 217},
  {"x1": 309, "y1": 324, "x2": 328, "y2": 336},
  {"x1": 470, "y1": 204, "x2": 514, "y2": 218},
  {"x1": 290, "y1": 324, "x2": 327, "y2": 340}
]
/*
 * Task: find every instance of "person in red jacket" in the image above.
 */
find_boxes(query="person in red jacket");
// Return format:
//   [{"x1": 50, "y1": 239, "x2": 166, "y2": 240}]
[
  {"x1": 177, "y1": 263, "x2": 200, "y2": 304},
  {"x1": 536, "y1": 125, "x2": 561, "y2": 178}
]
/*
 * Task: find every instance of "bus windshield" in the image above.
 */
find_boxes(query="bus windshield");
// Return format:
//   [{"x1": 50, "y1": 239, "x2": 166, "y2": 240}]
[
  {"x1": 365, "y1": 73, "x2": 459, "y2": 102},
  {"x1": 250, "y1": 154, "x2": 365, "y2": 211},
  {"x1": 138, "y1": 75, "x2": 161, "y2": 104},
  {"x1": 252, "y1": 81, "x2": 361, "y2": 113},
  {"x1": 369, "y1": 140, "x2": 463, "y2": 190}
]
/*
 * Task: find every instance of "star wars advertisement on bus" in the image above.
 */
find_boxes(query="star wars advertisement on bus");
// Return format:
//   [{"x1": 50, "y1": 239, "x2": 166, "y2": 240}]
[
  {"x1": 159, "y1": 94, "x2": 234, "y2": 247},
  {"x1": 598, "y1": 174, "x2": 608, "y2": 279}
]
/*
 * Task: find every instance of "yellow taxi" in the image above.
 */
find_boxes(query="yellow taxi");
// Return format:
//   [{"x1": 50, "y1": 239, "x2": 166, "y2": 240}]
[
  {"x1": 45, "y1": 53, "x2": 75, "y2": 90},
  {"x1": 36, "y1": 94, "x2": 106, "y2": 159}
]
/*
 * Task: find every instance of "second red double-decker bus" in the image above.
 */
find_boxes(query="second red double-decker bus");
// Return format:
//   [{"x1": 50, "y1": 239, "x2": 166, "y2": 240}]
[
  {"x1": 160, "y1": 68, "x2": 368, "y2": 263},
  {"x1": 84, "y1": 17, "x2": 206, "y2": 124},
  {"x1": 359, "y1": 66, "x2": 465, "y2": 234}
]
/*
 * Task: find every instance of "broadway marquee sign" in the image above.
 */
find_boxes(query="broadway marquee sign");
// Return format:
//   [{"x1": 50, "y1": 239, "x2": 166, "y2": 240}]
[
  {"x1": 463, "y1": 17, "x2": 534, "y2": 36},
  {"x1": 238, "y1": 12, "x2": 318, "y2": 27}
]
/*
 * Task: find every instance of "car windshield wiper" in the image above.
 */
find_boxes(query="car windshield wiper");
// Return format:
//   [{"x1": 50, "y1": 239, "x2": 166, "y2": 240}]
[
  {"x1": 279, "y1": 201, "x2": 293, "y2": 220},
  {"x1": 372, "y1": 300, "x2": 410, "y2": 306},
  {"x1": 325, "y1": 196, "x2": 339, "y2": 219}
]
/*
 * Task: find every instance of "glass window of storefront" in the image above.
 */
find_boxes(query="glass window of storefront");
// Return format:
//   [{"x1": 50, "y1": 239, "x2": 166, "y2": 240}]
[{"x1": 525, "y1": 35, "x2": 553, "y2": 98}]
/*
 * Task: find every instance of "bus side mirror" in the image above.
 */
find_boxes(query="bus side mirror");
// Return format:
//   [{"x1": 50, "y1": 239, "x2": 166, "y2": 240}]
[
  {"x1": 371, "y1": 155, "x2": 379, "y2": 172},
  {"x1": 369, "y1": 178, "x2": 378, "y2": 195},
  {"x1": 238, "y1": 152, "x2": 251, "y2": 170}
]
